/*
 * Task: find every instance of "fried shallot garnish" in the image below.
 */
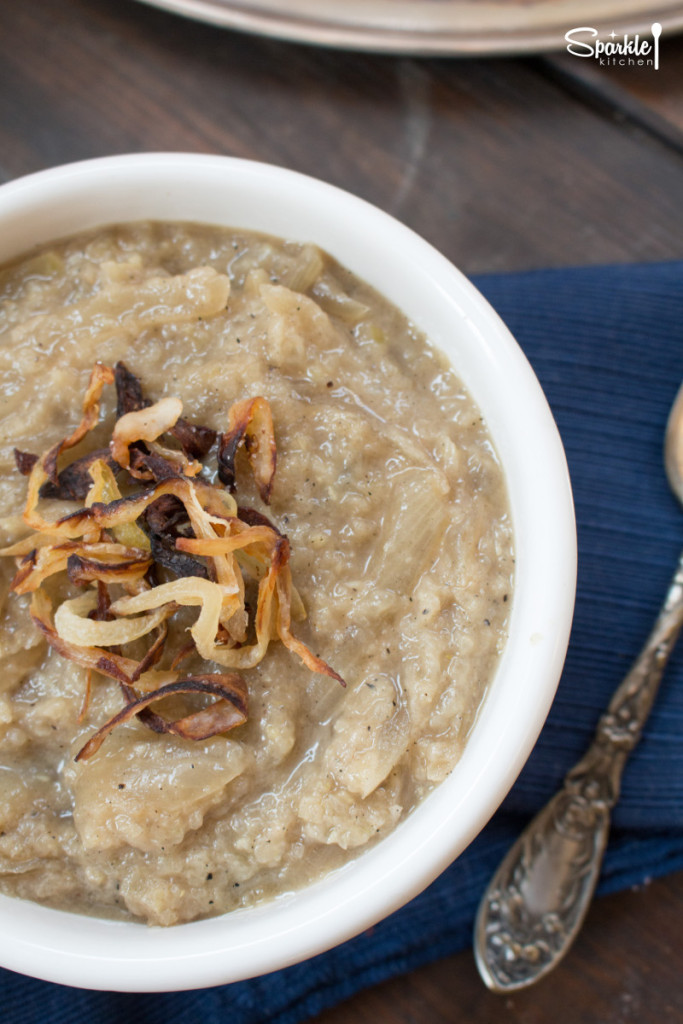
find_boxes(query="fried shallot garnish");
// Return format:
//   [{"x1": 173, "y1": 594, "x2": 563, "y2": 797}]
[
  {"x1": 39, "y1": 449, "x2": 119, "y2": 501},
  {"x1": 2, "y1": 361, "x2": 344, "y2": 761},
  {"x1": 218, "y1": 396, "x2": 277, "y2": 503},
  {"x1": 114, "y1": 359, "x2": 147, "y2": 417},
  {"x1": 75, "y1": 674, "x2": 249, "y2": 762},
  {"x1": 170, "y1": 417, "x2": 217, "y2": 460},
  {"x1": 14, "y1": 449, "x2": 39, "y2": 476}
]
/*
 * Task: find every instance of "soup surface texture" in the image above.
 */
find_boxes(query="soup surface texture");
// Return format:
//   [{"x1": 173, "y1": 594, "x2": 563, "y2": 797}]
[{"x1": 0, "y1": 223, "x2": 513, "y2": 925}]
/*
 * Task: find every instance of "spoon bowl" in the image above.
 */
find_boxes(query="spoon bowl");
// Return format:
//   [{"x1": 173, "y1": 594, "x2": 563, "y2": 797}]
[{"x1": 665, "y1": 379, "x2": 683, "y2": 501}]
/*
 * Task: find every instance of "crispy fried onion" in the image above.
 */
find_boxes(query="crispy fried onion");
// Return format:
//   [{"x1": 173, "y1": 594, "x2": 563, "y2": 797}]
[
  {"x1": 22, "y1": 362, "x2": 115, "y2": 534},
  {"x1": 54, "y1": 591, "x2": 171, "y2": 648},
  {"x1": 11, "y1": 540, "x2": 152, "y2": 594},
  {"x1": 3, "y1": 361, "x2": 344, "y2": 761},
  {"x1": 111, "y1": 396, "x2": 206, "y2": 480},
  {"x1": 30, "y1": 588, "x2": 176, "y2": 692},
  {"x1": 75, "y1": 675, "x2": 248, "y2": 762},
  {"x1": 218, "y1": 396, "x2": 277, "y2": 503}
]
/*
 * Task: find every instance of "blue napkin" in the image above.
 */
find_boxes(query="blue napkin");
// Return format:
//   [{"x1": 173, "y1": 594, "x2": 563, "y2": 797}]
[{"x1": 3, "y1": 261, "x2": 683, "y2": 1023}]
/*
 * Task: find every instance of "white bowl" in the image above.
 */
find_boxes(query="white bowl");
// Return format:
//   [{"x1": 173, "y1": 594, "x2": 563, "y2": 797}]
[{"x1": 0, "y1": 153, "x2": 576, "y2": 992}]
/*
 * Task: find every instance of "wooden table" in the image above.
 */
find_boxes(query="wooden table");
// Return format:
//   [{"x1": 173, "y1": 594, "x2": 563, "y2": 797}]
[{"x1": 2, "y1": 2, "x2": 683, "y2": 1020}]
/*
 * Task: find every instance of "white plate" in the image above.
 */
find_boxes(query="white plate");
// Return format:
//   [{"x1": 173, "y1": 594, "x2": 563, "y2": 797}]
[{"x1": 136, "y1": 0, "x2": 683, "y2": 54}]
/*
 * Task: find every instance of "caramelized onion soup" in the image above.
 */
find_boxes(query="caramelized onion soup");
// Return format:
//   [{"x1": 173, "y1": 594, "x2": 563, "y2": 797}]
[{"x1": 0, "y1": 222, "x2": 513, "y2": 926}]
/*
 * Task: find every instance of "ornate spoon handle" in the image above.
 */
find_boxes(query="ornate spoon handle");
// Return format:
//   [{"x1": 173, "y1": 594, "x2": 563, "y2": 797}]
[{"x1": 475, "y1": 547, "x2": 683, "y2": 992}]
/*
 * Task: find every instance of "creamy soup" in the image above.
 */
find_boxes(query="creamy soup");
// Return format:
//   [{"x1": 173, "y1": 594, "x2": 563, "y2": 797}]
[{"x1": 0, "y1": 223, "x2": 513, "y2": 925}]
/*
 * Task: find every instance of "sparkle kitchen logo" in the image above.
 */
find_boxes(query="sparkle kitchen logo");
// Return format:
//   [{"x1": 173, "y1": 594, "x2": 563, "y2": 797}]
[{"x1": 565, "y1": 22, "x2": 662, "y2": 68}]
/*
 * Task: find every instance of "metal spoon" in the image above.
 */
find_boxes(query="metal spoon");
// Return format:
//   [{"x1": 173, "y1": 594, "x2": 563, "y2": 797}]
[{"x1": 474, "y1": 380, "x2": 683, "y2": 993}]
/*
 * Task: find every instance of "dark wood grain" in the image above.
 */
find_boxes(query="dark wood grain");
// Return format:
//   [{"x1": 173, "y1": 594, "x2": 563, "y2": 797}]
[
  {"x1": 543, "y1": 35, "x2": 683, "y2": 153},
  {"x1": 2, "y1": 2, "x2": 683, "y2": 1020},
  {"x1": 2, "y1": 1, "x2": 683, "y2": 274},
  {"x1": 312, "y1": 872, "x2": 683, "y2": 1024}
]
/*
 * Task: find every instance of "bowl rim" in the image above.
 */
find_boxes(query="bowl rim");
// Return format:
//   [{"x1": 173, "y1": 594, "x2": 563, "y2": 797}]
[{"x1": 0, "y1": 153, "x2": 577, "y2": 992}]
